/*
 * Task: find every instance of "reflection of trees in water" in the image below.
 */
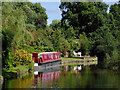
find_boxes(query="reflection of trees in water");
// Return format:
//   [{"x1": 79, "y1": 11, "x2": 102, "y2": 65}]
[
  {"x1": 4, "y1": 73, "x2": 34, "y2": 88},
  {"x1": 79, "y1": 67, "x2": 120, "y2": 88},
  {"x1": 73, "y1": 70, "x2": 80, "y2": 74},
  {"x1": 60, "y1": 66, "x2": 120, "y2": 88},
  {"x1": 62, "y1": 66, "x2": 71, "y2": 72},
  {"x1": 0, "y1": 81, "x2": 3, "y2": 90}
]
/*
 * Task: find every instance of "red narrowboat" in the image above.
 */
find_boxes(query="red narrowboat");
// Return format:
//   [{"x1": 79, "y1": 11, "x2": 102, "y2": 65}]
[{"x1": 32, "y1": 52, "x2": 61, "y2": 65}]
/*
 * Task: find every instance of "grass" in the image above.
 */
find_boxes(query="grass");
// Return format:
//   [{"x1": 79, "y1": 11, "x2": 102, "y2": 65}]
[
  {"x1": 8, "y1": 65, "x2": 28, "y2": 72},
  {"x1": 3, "y1": 65, "x2": 32, "y2": 79},
  {"x1": 62, "y1": 63, "x2": 84, "y2": 66},
  {"x1": 61, "y1": 57, "x2": 83, "y2": 62}
]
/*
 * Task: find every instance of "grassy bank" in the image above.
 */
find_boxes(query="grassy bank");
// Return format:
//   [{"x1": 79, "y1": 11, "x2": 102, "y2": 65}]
[
  {"x1": 61, "y1": 57, "x2": 83, "y2": 62},
  {"x1": 61, "y1": 57, "x2": 84, "y2": 66},
  {"x1": 61, "y1": 57, "x2": 98, "y2": 66},
  {"x1": 3, "y1": 65, "x2": 33, "y2": 79}
]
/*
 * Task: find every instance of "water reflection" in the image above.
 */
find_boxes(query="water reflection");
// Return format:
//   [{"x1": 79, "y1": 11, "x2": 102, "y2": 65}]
[
  {"x1": 3, "y1": 73, "x2": 34, "y2": 88},
  {"x1": 0, "y1": 81, "x2": 2, "y2": 90},
  {"x1": 62, "y1": 65, "x2": 83, "y2": 74},
  {"x1": 2, "y1": 65, "x2": 120, "y2": 88},
  {"x1": 33, "y1": 65, "x2": 61, "y2": 88},
  {"x1": 74, "y1": 65, "x2": 82, "y2": 71}
]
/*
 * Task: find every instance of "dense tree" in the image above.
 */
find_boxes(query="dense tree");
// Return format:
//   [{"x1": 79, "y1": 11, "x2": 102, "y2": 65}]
[
  {"x1": 110, "y1": 2, "x2": 120, "y2": 28},
  {"x1": 109, "y1": 2, "x2": 120, "y2": 40},
  {"x1": 59, "y1": 2, "x2": 108, "y2": 37},
  {"x1": 79, "y1": 32, "x2": 91, "y2": 55},
  {"x1": 50, "y1": 20, "x2": 75, "y2": 40},
  {"x1": 33, "y1": 3, "x2": 48, "y2": 29}
]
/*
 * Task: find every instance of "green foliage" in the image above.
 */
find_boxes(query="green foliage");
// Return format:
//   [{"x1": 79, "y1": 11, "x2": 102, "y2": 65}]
[
  {"x1": 70, "y1": 40, "x2": 80, "y2": 51},
  {"x1": 79, "y1": 32, "x2": 91, "y2": 55},
  {"x1": 33, "y1": 3, "x2": 48, "y2": 29},
  {"x1": 92, "y1": 26, "x2": 117, "y2": 54},
  {"x1": 50, "y1": 20, "x2": 75, "y2": 56},
  {"x1": 16, "y1": 44, "x2": 54, "y2": 53},
  {"x1": 50, "y1": 20, "x2": 60, "y2": 29},
  {"x1": 14, "y1": 2, "x2": 48, "y2": 29},
  {"x1": 2, "y1": 2, "x2": 34, "y2": 48},
  {"x1": 104, "y1": 50, "x2": 120, "y2": 69},
  {"x1": 2, "y1": 2, "x2": 48, "y2": 74},
  {"x1": 110, "y1": 3, "x2": 120, "y2": 27},
  {"x1": 89, "y1": 25, "x2": 119, "y2": 68},
  {"x1": 64, "y1": 26, "x2": 75, "y2": 39},
  {"x1": 43, "y1": 47, "x2": 54, "y2": 52},
  {"x1": 59, "y1": 2, "x2": 108, "y2": 36},
  {"x1": 59, "y1": 2, "x2": 120, "y2": 69}
]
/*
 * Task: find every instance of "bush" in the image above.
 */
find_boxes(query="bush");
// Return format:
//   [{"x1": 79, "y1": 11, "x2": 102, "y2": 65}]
[
  {"x1": 79, "y1": 33, "x2": 91, "y2": 55},
  {"x1": 43, "y1": 47, "x2": 54, "y2": 52},
  {"x1": 13, "y1": 49, "x2": 34, "y2": 66},
  {"x1": 104, "y1": 50, "x2": 120, "y2": 69}
]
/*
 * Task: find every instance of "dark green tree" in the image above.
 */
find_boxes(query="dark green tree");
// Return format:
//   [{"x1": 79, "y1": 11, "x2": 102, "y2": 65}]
[
  {"x1": 33, "y1": 3, "x2": 48, "y2": 29},
  {"x1": 110, "y1": 2, "x2": 120, "y2": 28},
  {"x1": 59, "y1": 2, "x2": 108, "y2": 37}
]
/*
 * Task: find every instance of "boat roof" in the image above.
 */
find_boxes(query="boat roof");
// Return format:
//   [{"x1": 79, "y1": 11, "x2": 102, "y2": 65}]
[{"x1": 32, "y1": 52, "x2": 59, "y2": 54}]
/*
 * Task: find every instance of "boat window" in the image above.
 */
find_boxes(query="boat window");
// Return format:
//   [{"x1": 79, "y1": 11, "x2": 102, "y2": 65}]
[
  {"x1": 40, "y1": 56, "x2": 42, "y2": 58},
  {"x1": 55, "y1": 54, "x2": 57, "y2": 58},
  {"x1": 44, "y1": 55, "x2": 47, "y2": 59},
  {"x1": 49, "y1": 54, "x2": 51, "y2": 59},
  {"x1": 51, "y1": 54, "x2": 53, "y2": 59}
]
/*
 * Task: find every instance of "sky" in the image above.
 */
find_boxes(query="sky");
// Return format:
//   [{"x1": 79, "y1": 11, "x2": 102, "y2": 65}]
[
  {"x1": 40, "y1": 2, "x2": 62, "y2": 26},
  {"x1": 29, "y1": 0, "x2": 119, "y2": 25}
]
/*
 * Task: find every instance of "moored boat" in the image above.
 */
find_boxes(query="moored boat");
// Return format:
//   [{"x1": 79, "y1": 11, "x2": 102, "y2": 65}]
[{"x1": 32, "y1": 52, "x2": 61, "y2": 65}]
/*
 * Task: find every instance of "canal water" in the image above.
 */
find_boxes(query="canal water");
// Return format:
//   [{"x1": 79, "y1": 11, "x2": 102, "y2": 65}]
[{"x1": 2, "y1": 65, "x2": 120, "y2": 88}]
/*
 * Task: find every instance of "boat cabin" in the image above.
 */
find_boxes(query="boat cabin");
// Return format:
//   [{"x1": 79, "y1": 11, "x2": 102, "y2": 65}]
[{"x1": 32, "y1": 52, "x2": 61, "y2": 65}]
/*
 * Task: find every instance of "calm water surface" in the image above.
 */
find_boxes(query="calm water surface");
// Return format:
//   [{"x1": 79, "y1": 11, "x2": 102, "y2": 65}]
[{"x1": 2, "y1": 65, "x2": 120, "y2": 88}]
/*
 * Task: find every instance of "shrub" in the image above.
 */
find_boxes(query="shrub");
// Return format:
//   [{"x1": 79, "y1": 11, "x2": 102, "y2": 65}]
[
  {"x1": 43, "y1": 47, "x2": 54, "y2": 52},
  {"x1": 104, "y1": 50, "x2": 120, "y2": 69},
  {"x1": 13, "y1": 49, "x2": 34, "y2": 67}
]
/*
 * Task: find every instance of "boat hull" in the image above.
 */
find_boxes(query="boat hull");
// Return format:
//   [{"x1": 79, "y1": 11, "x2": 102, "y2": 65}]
[{"x1": 38, "y1": 59, "x2": 61, "y2": 65}]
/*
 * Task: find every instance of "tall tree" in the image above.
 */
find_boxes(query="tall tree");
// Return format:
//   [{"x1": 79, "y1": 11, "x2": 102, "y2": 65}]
[
  {"x1": 109, "y1": 2, "x2": 120, "y2": 31},
  {"x1": 59, "y1": 2, "x2": 108, "y2": 37},
  {"x1": 33, "y1": 3, "x2": 48, "y2": 29}
]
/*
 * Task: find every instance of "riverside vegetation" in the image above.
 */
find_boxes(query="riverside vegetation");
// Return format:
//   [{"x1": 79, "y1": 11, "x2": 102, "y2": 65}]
[{"x1": 2, "y1": 1, "x2": 120, "y2": 79}]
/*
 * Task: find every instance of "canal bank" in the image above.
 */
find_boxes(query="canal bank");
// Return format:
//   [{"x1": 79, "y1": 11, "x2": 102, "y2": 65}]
[
  {"x1": 2, "y1": 65, "x2": 34, "y2": 80},
  {"x1": 61, "y1": 57, "x2": 98, "y2": 66},
  {"x1": 2, "y1": 57, "x2": 97, "y2": 80}
]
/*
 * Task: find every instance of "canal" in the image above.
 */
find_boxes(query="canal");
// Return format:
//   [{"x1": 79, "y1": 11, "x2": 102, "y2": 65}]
[{"x1": 2, "y1": 64, "x2": 120, "y2": 88}]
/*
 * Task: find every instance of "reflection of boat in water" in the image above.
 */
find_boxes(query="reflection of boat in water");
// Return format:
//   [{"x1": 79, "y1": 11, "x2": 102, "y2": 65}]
[
  {"x1": 38, "y1": 71, "x2": 61, "y2": 84},
  {"x1": 33, "y1": 65, "x2": 61, "y2": 87}
]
